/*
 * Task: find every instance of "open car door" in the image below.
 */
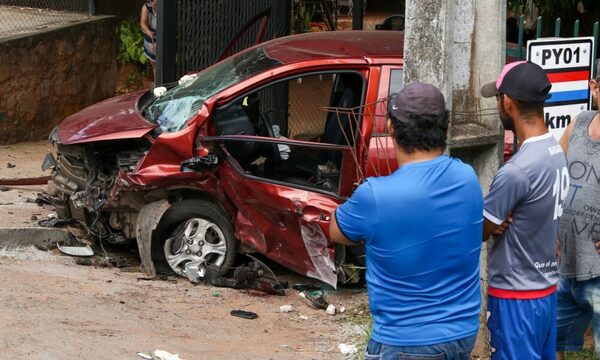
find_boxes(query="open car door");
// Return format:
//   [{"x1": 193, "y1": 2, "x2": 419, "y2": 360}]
[{"x1": 202, "y1": 136, "x2": 357, "y2": 287}]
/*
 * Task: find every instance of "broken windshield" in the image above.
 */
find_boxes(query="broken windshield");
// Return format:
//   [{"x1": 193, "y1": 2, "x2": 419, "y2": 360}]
[{"x1": 143, "y1": 46, "x2": 281, "y2": 132}]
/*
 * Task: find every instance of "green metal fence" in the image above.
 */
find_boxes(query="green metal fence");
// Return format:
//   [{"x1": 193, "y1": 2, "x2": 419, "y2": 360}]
[{"x1": 507, "y1": 15, "x2": 600, "y2": 76}]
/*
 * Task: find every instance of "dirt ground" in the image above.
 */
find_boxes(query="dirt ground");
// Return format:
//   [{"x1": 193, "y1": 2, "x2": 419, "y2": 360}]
[{"x1": 0, "y1": 141, "x2": 369, "y2": 360}]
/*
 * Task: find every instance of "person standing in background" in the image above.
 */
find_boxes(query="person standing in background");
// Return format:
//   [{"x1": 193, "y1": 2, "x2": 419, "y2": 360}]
[
  {"x1": 141, "y1": 0, "x2": 158, "y2": 84},
  {"x1": 555, "y1": 65, "x2": 600, "y2": 360},
  {"x1": 481, "y1": 61, "x2": 567, "y2": 360}
]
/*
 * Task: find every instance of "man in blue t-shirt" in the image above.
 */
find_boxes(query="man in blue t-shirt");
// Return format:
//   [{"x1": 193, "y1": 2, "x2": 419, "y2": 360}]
[{"x1": 330, "y1": 82, "x2": 483, "y2": 360}]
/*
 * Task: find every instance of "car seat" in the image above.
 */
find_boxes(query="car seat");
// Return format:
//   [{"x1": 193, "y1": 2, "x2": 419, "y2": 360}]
[{"x1": 320, "y1": 74, "x2": 362, "y2": 167}]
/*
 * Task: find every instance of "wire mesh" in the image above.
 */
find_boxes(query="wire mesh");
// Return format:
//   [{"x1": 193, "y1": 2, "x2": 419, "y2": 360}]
[
  {"x1": 323, "y1": 97, "x2": 501, "y2": 183},
  {"x1": 0, "y1": 0, "x2": 91, "y2": 37},
  {"x1": 175, "y1": 0, "x2": 290, "y2": 78}
]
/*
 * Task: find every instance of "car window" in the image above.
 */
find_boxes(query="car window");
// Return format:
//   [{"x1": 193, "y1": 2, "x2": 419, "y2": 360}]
[
  {"x1": 143, "y1": 46, "x2": 281, "y2": 133},
  {"x1": 389, "y1": 69, "x2": 404, "y2": 96},
  {"x1": 210, "y1": 71, "x2": 365, "y2": 194}
]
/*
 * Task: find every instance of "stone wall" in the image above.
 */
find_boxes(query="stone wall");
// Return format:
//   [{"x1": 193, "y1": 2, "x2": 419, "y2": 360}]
[{"x1": 0, "y1": 16, "x2": 118, "y2": 144}]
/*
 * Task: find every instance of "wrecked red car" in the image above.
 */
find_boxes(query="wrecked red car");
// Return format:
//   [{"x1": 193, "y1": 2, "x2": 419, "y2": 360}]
[{"x1": 45, "y1": 31, "x2": 403, "y2": 287}]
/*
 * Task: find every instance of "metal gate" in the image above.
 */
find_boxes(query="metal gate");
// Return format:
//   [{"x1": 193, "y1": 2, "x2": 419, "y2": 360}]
[{"x1": 157, "y1": 0, "x2": 290, "y2": 85}]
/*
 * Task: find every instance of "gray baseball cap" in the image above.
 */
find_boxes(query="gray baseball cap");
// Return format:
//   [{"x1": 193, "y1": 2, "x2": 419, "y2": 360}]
[{"x1": 388, "y1": 81, "x2": 446, "y2": 123}]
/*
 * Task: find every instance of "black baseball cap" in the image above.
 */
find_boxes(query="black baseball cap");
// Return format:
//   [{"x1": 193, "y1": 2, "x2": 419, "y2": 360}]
[
  {"x1": 481, "y1": 61, "x2": 552, "y2": 102},
  {"x1": 388, "y1": 81, "x2": 446, "y2": 123}
]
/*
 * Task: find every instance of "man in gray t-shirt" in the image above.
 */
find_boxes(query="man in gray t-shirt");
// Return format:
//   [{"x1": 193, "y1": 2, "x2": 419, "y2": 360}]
[
  {"x1": 481, "y1": 61, "x2": 567, "y2": 360},
  {"x1": 555, "y1": 71, "x2": 600, "y2": 359}
]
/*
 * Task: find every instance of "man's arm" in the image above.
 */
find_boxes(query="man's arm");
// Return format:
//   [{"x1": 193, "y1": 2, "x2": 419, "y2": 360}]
[
  {"x1": 559, "y1": 115, "x2": 577, "y2": 153},
  {"x1": 329, "y1": 211, "x2": 357, "y2": 246}
]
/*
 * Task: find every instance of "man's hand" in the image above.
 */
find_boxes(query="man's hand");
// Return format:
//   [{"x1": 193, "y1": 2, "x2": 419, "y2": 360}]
[
  {"x1": 594, "y1": 240, "x2": 600, "y2": 255},
  {"x1": 493, "y1": 215, "x2": 512, "y2": 236},
  {"x1": 483, "y1": 215, "x2": 512, "y2": 242}
]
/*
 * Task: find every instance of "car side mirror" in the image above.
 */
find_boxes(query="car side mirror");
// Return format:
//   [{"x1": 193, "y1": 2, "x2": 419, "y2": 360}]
[{"x1": 180, "y1": 154, "x2": 219, "y2": 172}]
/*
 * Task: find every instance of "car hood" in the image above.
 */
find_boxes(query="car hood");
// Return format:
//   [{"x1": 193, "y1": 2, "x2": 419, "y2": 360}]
[{"x1": 58, "y1": 91, "x2": 158, "y2": 145}]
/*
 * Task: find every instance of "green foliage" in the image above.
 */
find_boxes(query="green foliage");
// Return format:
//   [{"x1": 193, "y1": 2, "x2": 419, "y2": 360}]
[
  {"x1": 117, "y1": 18, "x2": 147, "y2": 65},
  {"x1": 293, "y1": 3, "x2": 317, "y2": 32},
  {"x1": 508, "y1": 0, "x2": 578, "y2": 19}
]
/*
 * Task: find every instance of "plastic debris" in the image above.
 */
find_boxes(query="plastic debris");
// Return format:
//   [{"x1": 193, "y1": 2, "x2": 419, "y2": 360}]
[
  {"x1": 136, "y1": 352, "x2": 153, "y2": 360},
  {"x1": 299, "y1": 315, "x2": 308, "y2": 320},
  {"x1": 326, "y1": 304, "x2": 336, "y2": 315},
  {"x1": 154, "y1": 349, "x2": 184, "y2": 360},
  {"x1": 339, "y1": 306, "x2": 346, "y2": 313},
  {"x1": 212, "y1": 291, "x2": 220, "y2": 297},
  {"x1": 153, "y1": 86, "x2": 167, "y2": 97},
  {"x1": 338, "y1": 344, "x2": 358, "y2": 354},
  {"x1": 279, "y1": 305, "x2": 293, "y2": 313},
  {"x1": 57, "y1": 243, "x2": 94, "y2": 257},
  {"x1": 178, "y1": 74, "x2": 197, "y2": 86}
]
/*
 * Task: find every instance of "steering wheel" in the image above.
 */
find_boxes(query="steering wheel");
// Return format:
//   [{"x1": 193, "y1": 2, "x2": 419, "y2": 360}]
[{"x1": 258, "y1": 112, "x2": 282, "y2": 167}]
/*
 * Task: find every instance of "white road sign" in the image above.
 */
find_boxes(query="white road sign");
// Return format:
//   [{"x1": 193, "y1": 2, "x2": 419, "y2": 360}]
[{"x1": 527, "y1": 37, "x2": 594, "y2": 140}]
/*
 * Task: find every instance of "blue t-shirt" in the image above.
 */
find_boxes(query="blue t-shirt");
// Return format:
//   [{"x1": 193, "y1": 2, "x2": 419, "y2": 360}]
[{"x1": 336, "y1": 155, "x2": 483, "y2": 346}]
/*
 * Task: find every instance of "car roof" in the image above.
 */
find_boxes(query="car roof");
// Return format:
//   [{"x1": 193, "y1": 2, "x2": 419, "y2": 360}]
[{"x1": 263, "y1": 30, "x2": 404, "y2": 65}]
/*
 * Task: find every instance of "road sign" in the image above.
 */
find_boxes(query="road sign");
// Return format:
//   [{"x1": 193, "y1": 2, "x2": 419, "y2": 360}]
[{"x1": 527, "y1": 37, "x2": 594, "y2": 140}]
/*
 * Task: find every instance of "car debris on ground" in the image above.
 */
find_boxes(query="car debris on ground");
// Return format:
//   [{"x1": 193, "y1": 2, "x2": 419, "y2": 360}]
[
  {"x1": 230, "y1": 309, "x2": 258, "y2": 320},
  {"x1": 279, "y1": 304, "x2": 293, "y2": 313},
  {"x1": 153, "y1": 349, "x2": 184, "y2": 360},
  {"x1": 338, "y1": 343, "x2": 358, "y2": 355},
  {"x1": 56, "y1": 243, "x2": 94, "y2": 257}
]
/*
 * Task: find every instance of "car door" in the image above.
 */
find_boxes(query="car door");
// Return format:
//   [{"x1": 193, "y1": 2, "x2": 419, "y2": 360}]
[
  {"x1": 366, "y1": 65, "x2": 404, "y2": 177},
  {"x1": 199, "y1": 71, "x2": 367, "y2": 286}
]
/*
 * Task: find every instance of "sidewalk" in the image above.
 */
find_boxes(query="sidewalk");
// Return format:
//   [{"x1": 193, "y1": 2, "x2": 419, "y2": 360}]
[{"x1": 0, "y1": 141, "x2": 65, "y2": 248}]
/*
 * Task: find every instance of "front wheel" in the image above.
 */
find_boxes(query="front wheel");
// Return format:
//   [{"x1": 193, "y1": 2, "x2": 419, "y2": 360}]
[{"x1": 152, "y1": 199, "x2": 237, "y2": 276}]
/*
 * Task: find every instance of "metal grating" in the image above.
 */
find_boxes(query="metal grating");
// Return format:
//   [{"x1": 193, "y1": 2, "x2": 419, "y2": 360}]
[
  {"x1": 174, "y1": 0, "x2": 290, "y2": 78},
  {"x1": 0, "y1": 0, "x2": 91, "y2": 37}
]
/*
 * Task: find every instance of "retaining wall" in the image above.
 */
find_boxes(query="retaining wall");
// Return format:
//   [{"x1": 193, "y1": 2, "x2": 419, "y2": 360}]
[{"x1": 0, "y1": 16, "x2": 117, "y2": 144}]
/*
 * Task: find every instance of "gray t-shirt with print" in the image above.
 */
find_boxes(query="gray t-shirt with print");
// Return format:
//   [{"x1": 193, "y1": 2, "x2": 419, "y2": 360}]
[
  {"x1": 485, "y1": 133, "x2": 568, "y2": 290},
  {"x1": 559, "y1": 111, "x2": 600, "y2": 281}
]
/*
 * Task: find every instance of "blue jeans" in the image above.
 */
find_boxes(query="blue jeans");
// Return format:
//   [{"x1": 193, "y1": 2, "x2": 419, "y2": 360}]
[
  {"x1": 556, "y1": 276, "x2": 600, "y2": 355},
  {"x1": 365, "y1": 334, "x2": 477, "y2": 360}
]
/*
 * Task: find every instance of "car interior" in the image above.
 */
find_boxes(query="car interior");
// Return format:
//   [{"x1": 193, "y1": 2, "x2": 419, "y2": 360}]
[{"x1": 212, "y1": 71, "x2": 365, "y2": 194}]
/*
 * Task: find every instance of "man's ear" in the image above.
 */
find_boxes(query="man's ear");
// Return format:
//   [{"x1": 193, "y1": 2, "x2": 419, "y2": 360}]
[
  {"x1": 589, "y1": 79, "x2": 600, "y2": 94},
  {"x1": 387, "y1": 119, "x2": 394, "y2": 137},
  {"x1": 502, "y1": 94, "x2": 515, "y2": 112}
]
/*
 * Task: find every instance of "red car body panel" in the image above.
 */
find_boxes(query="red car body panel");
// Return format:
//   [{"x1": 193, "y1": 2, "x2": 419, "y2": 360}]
[
  {"x1": 219, "y1": 160, "x2": 340, "y2": 286},
  {"x1": 55, "y1": 31, "x2": 405, "y2": 286},
  {"x1": 58, "y1": 91, "x2": 157, "y2": 145},
  {"x1": 263, "y1": 31, "x2": 403, "y2": 64}
]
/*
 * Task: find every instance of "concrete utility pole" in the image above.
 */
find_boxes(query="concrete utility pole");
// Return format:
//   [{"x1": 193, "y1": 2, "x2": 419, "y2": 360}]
[{"x1": 404, "y1": 0, "x2": 505, "y2": 356}]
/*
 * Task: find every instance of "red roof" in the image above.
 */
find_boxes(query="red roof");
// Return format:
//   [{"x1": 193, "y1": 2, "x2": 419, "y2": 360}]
[{"x1": 263, "y1": 30, "x2": 404, "y2": 64}]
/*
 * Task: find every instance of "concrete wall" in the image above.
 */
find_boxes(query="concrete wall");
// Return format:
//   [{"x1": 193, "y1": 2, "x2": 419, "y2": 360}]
[{"x1": 0, "y1": 16, "x2": 118, "y2": 144}]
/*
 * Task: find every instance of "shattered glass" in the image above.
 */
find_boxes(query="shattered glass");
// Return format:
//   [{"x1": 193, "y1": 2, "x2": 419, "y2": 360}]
[{"x1": 143, "y1": 47, "x2": 281, "y2": 132}]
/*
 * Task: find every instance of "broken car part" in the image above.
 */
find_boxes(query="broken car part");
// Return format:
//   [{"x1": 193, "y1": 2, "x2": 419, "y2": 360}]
[
  {"x1": 191, "y1": 255, "x2": 285, "y2": 296},
  {"x1": 57, "y1": 243, "x2": 94, "y2": 257},
  {"x1": 298, "y1": 290, "x2": 328, "y2": 310},
  {"x1": 0, "y1": 176, "x2": 51, "y2": 186},
  {"x1": 180, "y1": 154, "x2": 218, "y2": 172},
  {"x1": 230, "y1": 310, "x2": 258, "y2": 320}
]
